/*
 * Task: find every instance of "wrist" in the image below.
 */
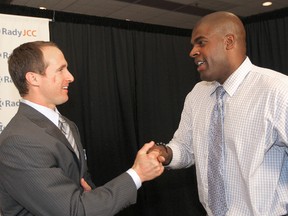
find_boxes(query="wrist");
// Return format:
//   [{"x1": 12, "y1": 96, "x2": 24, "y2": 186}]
[
  {"x1": 127, "y1": 168, "x2": 142, "y2": 189},
  {"x1": 156, "y1": 142, "x2": 168, "y2": 153},
  {"x1": 156, "y1": 142, "x2": 172, "y2": 166}
]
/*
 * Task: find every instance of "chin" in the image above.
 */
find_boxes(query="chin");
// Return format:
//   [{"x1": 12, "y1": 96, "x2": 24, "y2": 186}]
[
  {"x1": 57, "y1": 97, "x2": 69, "y2": 105},
  {"x1": 200, "y1": 74, "x2": 212, "y2": 82},
  {"x1": 200, "y1": 71, "x2": 215, "y2": 82}
]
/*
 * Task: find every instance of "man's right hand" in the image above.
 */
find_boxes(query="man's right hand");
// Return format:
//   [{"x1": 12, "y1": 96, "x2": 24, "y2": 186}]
[
  {"x1": 132, "y1": 141, "x2": 164, "y2": 183},
  {"x1": 147, "y1": 141, "x2": 173, "y2": 166}
]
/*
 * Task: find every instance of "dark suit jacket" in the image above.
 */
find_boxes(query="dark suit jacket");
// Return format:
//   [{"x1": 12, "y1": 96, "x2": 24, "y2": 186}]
[{"x1": 0, "y1": 103, "x2": 137, "y2": 216}]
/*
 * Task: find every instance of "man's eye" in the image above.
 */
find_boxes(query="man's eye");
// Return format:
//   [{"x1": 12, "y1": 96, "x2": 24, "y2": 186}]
[{"x1": 199, "y1": 41, "x2": 205, "y2": 46}]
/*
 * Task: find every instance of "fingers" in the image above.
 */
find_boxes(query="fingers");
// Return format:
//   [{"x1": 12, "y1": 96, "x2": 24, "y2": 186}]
[
  {"x1": 81, "y1": 178, "x2": 92, "y2": 192},
  {"x1": 140, "y1": 141, "x2": 167, "y2": 163},
  {"x1": 145, "y1": 141, "x2": 169, "y2": 164},
  {"x1": 139, "y1": 141, "x2": 155, "y2": 154},
  {"x1": 157, "y1": 155, "x2": 166, "y2": 163},
  {"x1": 132, "y1": 142, "x2": 165, "y2": 182}
]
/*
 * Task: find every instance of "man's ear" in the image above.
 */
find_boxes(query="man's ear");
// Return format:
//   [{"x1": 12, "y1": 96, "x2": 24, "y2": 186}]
[
  {"x1": 25, "y1": 72, "x2": 39, "y2": 86},
  {"x1": 225, "y1": 34, "x2": 235, "y2": 50}
]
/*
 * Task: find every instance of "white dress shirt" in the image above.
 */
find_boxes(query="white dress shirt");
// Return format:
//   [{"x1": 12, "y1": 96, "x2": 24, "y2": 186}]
[{"x1": 167, "y1": 57, "x2": 288, "y2": 216}]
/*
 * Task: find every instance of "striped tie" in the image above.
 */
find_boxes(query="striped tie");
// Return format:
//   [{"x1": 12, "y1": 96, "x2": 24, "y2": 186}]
[{"x1": 58, "y1": 115, "x2": 79, "y2": 158}]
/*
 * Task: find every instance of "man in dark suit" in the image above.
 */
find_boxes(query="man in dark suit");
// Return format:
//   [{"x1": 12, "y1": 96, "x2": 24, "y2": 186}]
[{"x1": 0, "y1": 41, "x2": 164, "y2": 216}]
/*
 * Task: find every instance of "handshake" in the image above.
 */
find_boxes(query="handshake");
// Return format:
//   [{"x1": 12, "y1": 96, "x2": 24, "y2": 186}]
[
  {"x1": 131, "y1": 141, "x2": 173, "y2": 183},
  {"x1": 81, "y1": 141, "x2": 173, "y2": 191}
]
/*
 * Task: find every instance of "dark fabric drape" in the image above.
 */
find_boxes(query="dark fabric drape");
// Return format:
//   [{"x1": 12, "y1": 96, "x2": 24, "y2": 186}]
[
  {"x1": 48, "y1": 10, "x2": 288, "y2": 215},
  {"x1": 50, "y1": 22, "x2": 205, "y2": 216},
  {"x1": 244, "y1": 15, "x2": 288, "y2": 74}
]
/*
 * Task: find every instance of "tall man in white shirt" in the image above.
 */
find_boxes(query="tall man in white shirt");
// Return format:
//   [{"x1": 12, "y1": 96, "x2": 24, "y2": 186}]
[
  {"x1": 150, "y1": 11, "x2": 288, "y2": 216},
  {"x1": 0, "y1": 41, "x2": 164, "y2": 216}
]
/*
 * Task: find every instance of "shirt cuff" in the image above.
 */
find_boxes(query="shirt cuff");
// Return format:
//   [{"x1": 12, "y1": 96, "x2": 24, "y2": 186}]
[{"x1": 126, "y1": 168, "x2": 142, "y2": 189}]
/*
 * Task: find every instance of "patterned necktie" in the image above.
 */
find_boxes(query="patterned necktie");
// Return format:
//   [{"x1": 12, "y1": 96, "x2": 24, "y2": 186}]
[
  {"x1": 58, "y1": 115, "x2": 80, "y2": 158},
  {"x1": 208, "y1": 86, "x2": 228, "y2": 216}
]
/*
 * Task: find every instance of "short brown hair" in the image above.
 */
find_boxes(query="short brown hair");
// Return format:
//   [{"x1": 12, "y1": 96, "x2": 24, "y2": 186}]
[{"x1": 8, "y1": 41, "x2": 58, "y2": 96}]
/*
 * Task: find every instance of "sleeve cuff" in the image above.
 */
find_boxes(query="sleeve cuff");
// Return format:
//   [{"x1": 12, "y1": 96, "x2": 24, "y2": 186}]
[{"x1": 126, "y1": 168, "x2": 142, "y2": 189}]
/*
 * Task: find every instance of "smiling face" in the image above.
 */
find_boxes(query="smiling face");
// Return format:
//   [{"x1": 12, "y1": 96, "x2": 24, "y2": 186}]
[
  {"x1": 25, "y1": 46, "x2": 74, "y2": 109},
  {"x1": 189, "y1": 12, "x2": 247, "y2": 84},
  {"x1": 190, "y1": 24, "x2": 229, "y2": 84}
]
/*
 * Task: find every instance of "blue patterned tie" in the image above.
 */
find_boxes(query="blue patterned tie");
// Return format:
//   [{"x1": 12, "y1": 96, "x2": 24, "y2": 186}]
[{"x1": 208, "y1": 86, "x2": 228, "y2": 216}]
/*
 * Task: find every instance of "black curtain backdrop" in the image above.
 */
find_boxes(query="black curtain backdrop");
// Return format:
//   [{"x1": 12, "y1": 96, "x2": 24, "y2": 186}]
[
  {"x1": 49, "y1": 22, "x2": 204, "y2": 216},
  {"x1": 1, "y1": 4, "x2": 288, "y2": 216},
  {"x1": 243, "y1": 9, "x2": 288, "y2": 74}
]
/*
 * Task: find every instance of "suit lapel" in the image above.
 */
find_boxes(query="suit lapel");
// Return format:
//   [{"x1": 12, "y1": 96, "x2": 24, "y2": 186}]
[{"x1": 18, "y1": 103, "x2": 81, "y2": 167}]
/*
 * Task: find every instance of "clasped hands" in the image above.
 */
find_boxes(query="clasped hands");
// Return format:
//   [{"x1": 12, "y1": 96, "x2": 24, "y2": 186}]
[
  {"x1": 131, "y1": 141, "x2": 173, "y2": 182},
  {"x1": 132, "y1": 141, "x2": 165, "y2": 182},
  {"x1": 80, "y1": 141, "x2": 170, "y2": 191}
]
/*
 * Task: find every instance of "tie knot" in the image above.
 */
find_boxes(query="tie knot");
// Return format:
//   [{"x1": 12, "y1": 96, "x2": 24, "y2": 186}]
[
  {"x1": 216, "y1": 86, "x2": 225, "y2": 100},
  {"x1": 58, "y1": 115, "x2": 68, "y2": 135}
]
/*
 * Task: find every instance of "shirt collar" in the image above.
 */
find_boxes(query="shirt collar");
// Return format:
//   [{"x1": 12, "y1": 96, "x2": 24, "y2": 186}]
[
  {"x1": 210, "y1": 56, "x2": 253, "y2": 97},
  {"x1": 20, "y1": 99, "x2": 60, "y2": 127}
]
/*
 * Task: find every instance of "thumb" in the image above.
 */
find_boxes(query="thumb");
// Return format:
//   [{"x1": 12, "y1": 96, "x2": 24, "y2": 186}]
[
  {"x1": 139, "y1": 141, "x2": 155, "y2": 154},
  {"x1": 81, "y1": 178, "x2": 92, "y2": 192}
]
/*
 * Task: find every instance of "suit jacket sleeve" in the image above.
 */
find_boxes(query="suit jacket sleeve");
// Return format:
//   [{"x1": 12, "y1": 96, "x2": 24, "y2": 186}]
[{"x1": 0, "y1": 127, "x2": 137, "y2": 216}]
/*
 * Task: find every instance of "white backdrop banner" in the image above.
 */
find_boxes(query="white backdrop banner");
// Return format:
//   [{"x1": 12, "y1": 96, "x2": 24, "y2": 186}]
[{"x1": 0, "y1": 13, "x2": 50, "y2": 134}]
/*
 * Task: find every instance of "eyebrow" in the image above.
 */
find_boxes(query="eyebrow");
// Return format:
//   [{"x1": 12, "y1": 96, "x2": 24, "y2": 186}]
[
  {"x1": 58, "y1": 64, "x2": 67, "y2": 70},
  {"x1": 193, "y1": 36, "x2": 206, "y2": 44}
]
